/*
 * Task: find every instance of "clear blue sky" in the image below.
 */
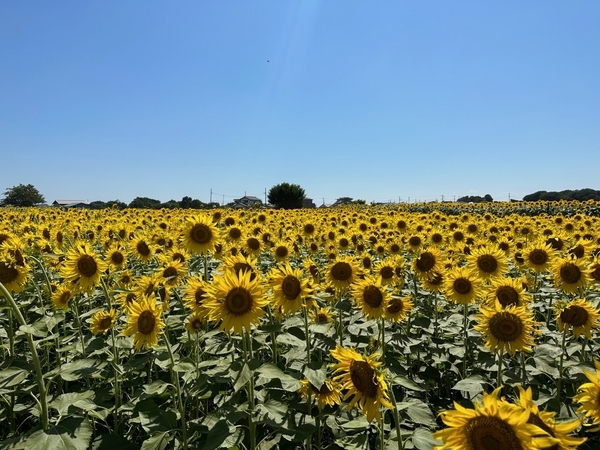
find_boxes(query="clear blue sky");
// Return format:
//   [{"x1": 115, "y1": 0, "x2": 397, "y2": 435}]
[{"x1": 1, "y1": 1, "x2": 599, "y2": 205}]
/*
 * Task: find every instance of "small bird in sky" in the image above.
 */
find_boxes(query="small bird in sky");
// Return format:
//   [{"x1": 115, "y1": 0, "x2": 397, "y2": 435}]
[{"x1": 267, "y1": 60, "x2": 270, "y2": 62}]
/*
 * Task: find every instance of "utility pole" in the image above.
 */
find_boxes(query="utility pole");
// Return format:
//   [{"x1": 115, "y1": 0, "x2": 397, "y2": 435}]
[
  {"x1": 441, "y1": 195, "x2": 444, "y2": 202},
  {"x1": 264, "y1": 188, "x2": 267, "y2": 204},
  {"x1": 210, "y1": 189, "x2": 212, "y2": 203},
  {"x1": 222, "y1": 194, "x2": 224, "y2": 206}
]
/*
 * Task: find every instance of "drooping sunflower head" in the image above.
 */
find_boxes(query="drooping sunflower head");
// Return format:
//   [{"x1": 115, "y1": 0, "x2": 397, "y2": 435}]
[
  {"x1": 298, "y1": 379, "x2": 342, "y2": 410},
  {"x1": 474, "y1": 302, "x2": 540, "y2": 355},
  {"x1": 384, "y1": 295, "x2": 414, "y2": 323},
  {"x1": 204, "y1": 269, "x2": 269, "y2": 335},
  {"x1": 185, "y1": 310, "x2": 206, "y2": 334},
  {"x1": 51, "y1": 285, "x2": 74, "y2": 310},
  {"x1": 556, "y1": 298, "x2": 600, "y2": 339},
  {"x1": 330, "y1": 346, "x2": 392, "y2": 423},
  {"x1": 181, "y1": 215, "x2": 221, "y2": 255}
]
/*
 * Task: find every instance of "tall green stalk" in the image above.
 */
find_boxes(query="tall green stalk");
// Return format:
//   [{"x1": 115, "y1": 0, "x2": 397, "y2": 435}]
[
  {"x1": 0, "y1": 282, "x2": 49, "y2": 430},
  {"x1": 556, "y1": 328, "x2": 567, "y2": 402},
  {"x1": 164, "y1": 331, "x2": 189, "y2": 450},
  {"x1": 242, "y1": 330, "x2": 256, "y2": 450}
]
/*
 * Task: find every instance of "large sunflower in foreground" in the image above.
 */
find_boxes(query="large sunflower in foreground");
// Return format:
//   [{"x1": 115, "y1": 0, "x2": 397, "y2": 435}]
[
  {"x1": 122, "y1": 297, "x2": 165, "y2": 350},
  {"x1": 204, "y1": 269, "x2": 268, "y2": 335},
  {"x1": 268, "y1": 263, "x2": 311, "y2": 316},
  {"x1": 474, "y1": 302, "x2": 539, "y2": 356},
  {"x1": 573, "y1": 359, "x2": 600, "y2": 430},
  {"x1": 330, "y1": 346, "x2": 392, "y2": 423},
  {"x1": 513, "y1": 385, "x2": 586, "y2": 450},
  {"x1": 556, "y1": 298, "x2": 600, "y2": 339},
  {"x1": 181, "y1": 215, "x2": 221, "y2": 255},
  {"x1": 433, "y1": 387, "x2": 558, "y2": 450},
  {"x1": 60, "y1": 242, "x2": 107, "y2": 293}
]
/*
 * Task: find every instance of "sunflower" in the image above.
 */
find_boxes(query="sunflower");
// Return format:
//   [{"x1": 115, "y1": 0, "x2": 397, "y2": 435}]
[
  {"x1": 513, "y1": 385, "x2": 586, "y2": 450},
  {"x1": 241, "y1": 236, "x2": 262, "y2": 257},
  {"x1": 105, "y1": 243, "x2": 127, "y2": 269},
  {"x1": 185, "y1": 310, "x2": 206, "y2": 334},
  {"x1": 204, "y1": 269, "x2": 268, "y2": 335},
  {"x1": 556, "y1": 298, "x2": 600, "y2": 339},
  {"x1": 422, "y1": 271, "x2": 445, "y2": 294},
  {"x1": 183, "y1": 276, "x2": 211, "y2": 317},
  {"x1": 326, "y1": 256, "x2": 361, "y2": 291},
  {"x1": 351, "y1": 275, "x2": 390, "y2": 320},
  {"x1": 467, "y1": 246, "x2": 509, "y2": 281},
  {"x1": 523, "y1": 240, "x2": 556, "y2": 274},
  {"x1": 60, "y1": 242, "x2": 107, "y2": 293},
  {"x1": 413, "y1": 248, "x2": 443, "y2": 280},
  {"x1": 158, "y1": 257, "x2": 185, "y2": 287},
  {"x1": 90, "y1": 308, "x2": 117, "y2": 335},
  {"x1": 310, "y1": 306, "x2": 335, "y2": 325},
  {"x1": 131, "y1": 236, "x2": 154, "y2": 263},
  {"x1": 133, "y1": 273, "x2": 161, "y2": 300},
  {"x1": 298, "y1": 379, "x2": 342, "y2": 410},
  {"x1": 433, "y1": 387, "x2": 558, "y2": 450},
  {"x1": 485, "y1": 277, "x2": 532, "y2": 308},
  {"x1": 330, "y1": 346, "x2": 392, "y2": 423},
  {"x1": 474, "y1": 302, "x2": 540, "y2": 355},
  {"x1": 443, "y1": 267, "x2": 483, "y2": 305},
  {"x1": 552, "y1": 256, "x2": 591, "y2": 294},
  {"x1": 573, "y1": 359, "x2": 600, "y2": 430},
  {"x1": 221, "y1": 253, "x2": 259, "y2": 281},
  {"x1": 384, "y1": 295, "x2": 414, "y2": 323},
  {"x1": 271, "y1": 240, "x2": 293, "y2": 262},
  {"x1": 587, "y1": 255, "x2": 600, "y2": 286},
  {"x1": 268, "y1": 263, "x2": 311, "y2": 316},
  {"x1": 122, "y1": 297, "x2": 165, "y2": 350},
  {"x1": 0, "y1": 258, "x2": 29, "y2": 294},
  {"x1": 181, "y1": 215, "x2": 221, "y2": 255},
  {"x1": 51, "y1": 285, "x2": 74, "y2": 310}
]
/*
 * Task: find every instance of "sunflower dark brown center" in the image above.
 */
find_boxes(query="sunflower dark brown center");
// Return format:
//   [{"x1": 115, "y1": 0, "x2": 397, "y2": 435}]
[
  {"x1": 0, "y1": 262, "x2": 18, "y2": 284},
  {"x1": 281, "y1": 275, "x2": 302, "y2": 300},
  {"x1": 560, "y1": 263, "x2": 581, "y2": 284},
  {"x1": 560, "y1": 305, "x2": 589, "y2": 327},
  {"x1": 465, "y1": 416, "x2": 524, "y2": 450},
  {"x1": 77, "y1": 255, "x2": 98, "y2": 277},
  {"x1": 331, "y1": 262, "x2": 352, "y2": 282},
  {"x1": 428, "y1": 272, "x2": 443, "y2": 286},
  {"x1": 225, "y1": 287, "x2": 253, "y2": 316},
  {"x1": 99, "y1": 316, "x2": 113, "y2": 330},
  {"x1": 363, "y1": 285, "x2": 383, "y2": 308},
  {"x1": 233, "y1": 262, "x2": 256, "y2": 281},
  {"x1": 591, "y1": 265, "x2": 600, "y2": 282},
  {"x1": 453, "y1": 277, "x2": 472, "y2": 295},
  {"x1": 317, "y1": 313, "x2": 329, "y2": 323},
  {"x1": 453, "y1": 231, "x2": 464, "y2": 242},
  {"x1": 275, "y1": 246, "x2": 289, "y2": 258},
  {"x1": 349, "y1": 359, "x2": 378, "y2": 398},
  {"x1": 496, "y1": 286, "x2": 520, "y2": 307},
  {"x1": 111, "y1": 252, "x2": 124, "y2": 265},
  {"x1": 432, "y1": 233, "x2": 443, "y2": 244},
  {"x1": 304, "y1": 224, "x2": 315, "y2": 234},
  {"x1": 416, "y1": 252, "x2": 436, "y2": 272},
  {"x1": 409, "y1": 236, "x2": 421, "y2": 247},
  {"x1": 228, "y1": 228, "x2": 242, "y2": 240},
  {"x1": 247, "y1": 238, "x2": 260, "y2": 250},
  {"x1": 163, "y1": 267, "x2": 178, "y2": 279},
  {"x1": 477, "y1": 255, "x2": 498, "y2": 274},
  {"x1": 339, "y1": 238, "x2": 349, "y2": 248},
  {"x1": 569, "y1": 245, "x2": 585, "y2": 259},
  {"x1": 379, "y1": 266, "x2": 394, "y2": 280},
  {"x1": 190, "y1": 224, "x2": 212, "y2": 244},
  {"x1": 138, "y1": 310, "x2": 157, "y2": 334},
  {"x1": 59, "y1": 292, "x2": 71, "y2": 306},
  {"x1": 136, "y1": 241, "x2": 151, "y2": 257},
  {"x1": 194, "y1": 288, "x2": 206, "y2": 306},
  {"x1": 528, "y1": 249, "x2": 548, "y2": 266},
  {"x1": 489, "y1": 312, "x2": 523, "y2": 342},
  {"x1": 189, "y1": 318, "x2": 203, "y2": 331},
  {"x1": 387, "y1": 298, "x2": 404, "y2": 314}
]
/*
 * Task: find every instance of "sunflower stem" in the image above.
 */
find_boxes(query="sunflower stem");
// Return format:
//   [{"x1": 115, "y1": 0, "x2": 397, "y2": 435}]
[
  {"x1": 556, "y1": 327, "x2": 567, "y2": 403},
  {"x1": 462, "y1": 303, "x2": 469, "y2": 379},
  {"x1": 302, "y1": 302, "x2": 312, "y2": 450},
  {"x1": 380, "y1": 317, "x2": 386, "y2": 364},
  {"x1": 243, "y1": 330, "x2": 257, "y2": 450},
  {"x1": 267, "y1": 306, "x2": 278, "y2": 364},
  {"x1": 73, "y1": 298, "x2": 87, "y2": 358},
  {"x1": 7, "y1": 309, "x2": 14, "y2": 357},
  {"x1": 520, "y1": 352, "x2": 527, "y2": 385},
  {"x1": 497, "y1": 347, "x2": 504, "y2": 388},
  {"x1": 581, "y1": 336, "x2": 588, "y2": 362},
  {"x1": 163, "y1": 331, "x2": 189, "y2": 450},
  {"x1": 389, "y1": 386, "x2": 404, "y2": 450},
  {"x1": 0, "y1": 282, "x2": 49, "y2": 430}
]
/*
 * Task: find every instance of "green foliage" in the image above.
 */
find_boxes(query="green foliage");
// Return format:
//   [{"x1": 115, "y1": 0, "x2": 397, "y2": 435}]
[
  {"x1": 128, "y1": 197, "x2": 162, "y2": 209},
  {"x1": 523, "y1": 188, "x2": 600, "y2": 202},
  {"x1": 456, "y1": 194, "x2": 493, "y2": 203},
  {"x1": 1, "y1": 184, "x2": 45, "y2": 207},
  {"x1": 267, "y1": 182, "x2": 306, "y2": 209}
]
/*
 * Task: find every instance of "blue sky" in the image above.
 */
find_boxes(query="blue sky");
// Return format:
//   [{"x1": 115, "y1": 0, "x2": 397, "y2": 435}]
[{"x1": 1, "y1": 1, "x2": 599, "y2": 205}]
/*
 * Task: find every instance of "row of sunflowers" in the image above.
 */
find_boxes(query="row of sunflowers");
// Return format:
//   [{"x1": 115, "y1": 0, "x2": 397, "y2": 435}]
[{"x1": 1, "y1": 203, "x2": 600, "y2": 449}]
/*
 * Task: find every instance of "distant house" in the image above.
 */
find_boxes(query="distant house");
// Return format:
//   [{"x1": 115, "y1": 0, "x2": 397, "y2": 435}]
[
  {"x1": 303, "y1": 198, "x2": 316, "y2": 208},
  {"x1": 52, "y1": 200, "x2": 89, "y2": 208},
  {"x1": 232, "y1": 196, "x2": 263, "y2": 208}
]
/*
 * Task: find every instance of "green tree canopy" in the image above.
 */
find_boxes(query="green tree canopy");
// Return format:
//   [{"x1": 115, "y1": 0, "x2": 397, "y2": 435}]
[
  {"x1": 1, "y1": 184, "x2": 45, "y2": 207},
  {"x1": 128, "y1": 197, "x2": 162, "y2": 209},
  {"x1": 267, "y1": 182, "x2": 306, "y2": 209}
]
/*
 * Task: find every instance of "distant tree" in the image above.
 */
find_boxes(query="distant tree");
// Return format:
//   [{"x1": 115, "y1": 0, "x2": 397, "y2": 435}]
[
  {"x1": 457, "y1": 195, "x2": 493, "y2": 203},
  {"x1": 179, "y1": 196, "x2": 194, "y2": 208},
  {"x1": 333, "y1": 197, "x2": 354, "y2": 206},
  {"x1": 205, "y1": 202, "x2": 221, "y2": 209},
  {"x1": 523, "y1": 189, "x2": 600, "y2": 202},
  {"x1": 161, "y1": 200, "x2": 180, "y2": 209},
  {"x1": 128, "y1": 197, "x2": 161, "y2": 209},
  {"x1": 190, "y1": 199, "x2": 204, "y2": 209},
  {"x1": 88, "y1": 201, "x2": 109, "y2": 209},
  {"x1": 1, "y1": 184, "x2": 45, "y2": 207},
  {"x1": 267, "y1": 183, "x2": 306, "y2": 209},
  {"x1": 484, "y1": 194, "x2": 493, "y2": 202}
]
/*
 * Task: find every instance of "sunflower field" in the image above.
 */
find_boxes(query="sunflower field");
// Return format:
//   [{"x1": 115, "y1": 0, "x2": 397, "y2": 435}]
[{"x1": 1, "y1": 201, "x2": 600, "y2": 450}]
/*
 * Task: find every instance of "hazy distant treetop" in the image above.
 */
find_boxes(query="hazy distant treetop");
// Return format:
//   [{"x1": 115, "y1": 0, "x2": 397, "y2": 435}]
[
  {"x1": 267, "y1": 183, "x2": 306, "y2": 209},
  {"x1": 1, "y1": 184, "x2": 45, "y2": 207}
]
